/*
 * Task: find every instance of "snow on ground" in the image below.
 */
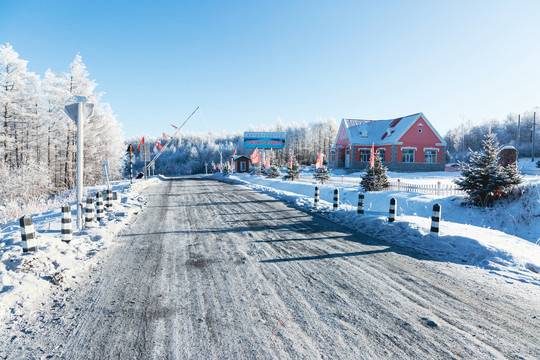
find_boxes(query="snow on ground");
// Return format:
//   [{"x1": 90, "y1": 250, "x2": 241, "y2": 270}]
[
  {"x1": 216, "y1": 167, "x2": 540, "y2": 286},
  {"x1": 0, "y1": 177, "x2": 159, "y2": 322}
]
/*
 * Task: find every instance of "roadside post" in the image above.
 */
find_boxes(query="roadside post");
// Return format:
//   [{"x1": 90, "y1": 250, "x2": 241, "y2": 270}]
[
  {"x1": 61, "y1": 206, "x2": 73, "y2": 242},
  {"x1": 333, "y1": 189, "x2": 339, "y2": 210},
  {"x1": 358, "y1": 193, "x2": 364, "y2": 214},
  {"x1": 19, "y1": 216, "x2": 37, "y2": 252},
  {"x1": 388, "y1": 198, "x2": 397, "y2": 222},
  {"x1": 430, "y1": 203, "x2": 441, "y2": 236},
  {"x1": 64, "y1": 96, "x2": 94, "y2": 231},
  {"x1": 314, "y1": 186, "x2": 319, "y2": 207},
  {"x1": 96, "y1": 192, "x2": 104, "y2": 221},
  {"x1": 85, "y1": 198, "x2": 94, "y2": 227}
]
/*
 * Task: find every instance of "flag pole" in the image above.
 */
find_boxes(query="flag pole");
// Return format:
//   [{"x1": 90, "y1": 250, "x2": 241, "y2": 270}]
[{"x1": 146, "y1": 106, "x2": 199, "y2": 172}]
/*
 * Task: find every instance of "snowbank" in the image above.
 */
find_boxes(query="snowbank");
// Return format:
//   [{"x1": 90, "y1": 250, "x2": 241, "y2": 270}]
[
  {"x1": 216, "y1": 173, "x2": 540, "y2": 284},
  {"x1": 0, "y1": 177, "x2": 160, "y2": 322}
]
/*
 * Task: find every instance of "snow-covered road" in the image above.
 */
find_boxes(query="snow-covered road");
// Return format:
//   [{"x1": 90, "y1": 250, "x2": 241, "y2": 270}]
[{"x1": 3, "y1": 177, "x2": 539, "y2": 359}]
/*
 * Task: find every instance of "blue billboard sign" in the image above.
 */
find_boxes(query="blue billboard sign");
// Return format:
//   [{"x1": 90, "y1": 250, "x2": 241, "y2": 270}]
[{"x1": 243, "y1": 132, "x2": 286, "y2": 149}]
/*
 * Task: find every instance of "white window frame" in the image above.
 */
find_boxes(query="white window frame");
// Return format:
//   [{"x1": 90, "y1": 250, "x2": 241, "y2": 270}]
[
  {"x1": 402, "y1": 149, "x2": 415, "y2": 163},
  {"x1": 378, "y1": 148, "x2": 386, "y2": 162},
  {"x1": 425, "y1": 150, "x2": 437, "y2": 163},
  {"x1": 359, "y1": 149, "x2": 370, "y2": 162}
]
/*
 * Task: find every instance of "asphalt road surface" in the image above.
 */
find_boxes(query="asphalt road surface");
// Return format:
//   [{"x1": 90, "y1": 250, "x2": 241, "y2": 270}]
[{"x1": 4, "y1": 177, "x2": 540, "y2": 359}]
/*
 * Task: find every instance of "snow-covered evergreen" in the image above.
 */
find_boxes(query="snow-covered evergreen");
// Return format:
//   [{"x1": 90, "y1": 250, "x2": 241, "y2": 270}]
[
  {"x1": 313, "y1": 166, "x2": 331, "y2": 184},
  {"x1": 360, "y1": 153, "x2": 389, "y2": 191},
  {"x1": 283, "y1": 159, "x2": 301, "y2": 181},
  {"x1": 267, "y1": 164, "x2": 281, "y2": 178},
  {"x1": 454, "y1": 134, "x2": 523, "y2": 206}
]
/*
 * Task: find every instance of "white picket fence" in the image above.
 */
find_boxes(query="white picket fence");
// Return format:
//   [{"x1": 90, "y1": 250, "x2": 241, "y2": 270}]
[
  {"x1": 298, "y1": 175, "x2": 464, "y2": 196},
  {"x1": 385, "y1": 181, "x2": 464, "y2": 196}
]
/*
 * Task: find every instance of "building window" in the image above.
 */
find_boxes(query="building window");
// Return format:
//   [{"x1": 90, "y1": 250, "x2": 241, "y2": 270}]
[
  {"x1": 402, "y1": 149, "x2": 415, "y2": 163},
  {"x1": 359, "y1": 150, "x2": 370, "y2": 162},
  {"x1": 240, "y1": 161, "x2": 246, "y2": 171},
  {"x1": 331, "y1": 150, "x2": 336, "y2": 162},
  {"x1": 425, "y1": 150, "x2": 437, "y2": 163},
  {"x1": 378, "y1": 149, "x2": 386, "y2": 162}
]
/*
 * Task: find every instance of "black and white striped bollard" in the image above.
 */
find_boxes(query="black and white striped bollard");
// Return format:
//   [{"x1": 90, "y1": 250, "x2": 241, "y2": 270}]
[
  {"x1": 314, "y1": 186, "x2": 319, "y2": 207},
  {"x1": 105, "y1": 190, "x2": 112, "y2": 211},
  {"x1": 85, "y1": 198, "x2": 94, "y2": 227},
  {"x1": 61, "y1": 205, "x2": 72, "y2": 242},
  {"x1": 333, "y1": 189, "x2": 339, "y2": 210},
  {"x1": 19, "y1": 216, "x2": 37, "y2": 252},
  {"x1": 430, "y1": 203, "x2": 441, "y2": 236},
  {"x1": 388, "y1": 198, "x2": 397, "y2": 223},
  {"x1": 358, "y1": 193, "x2": 364, "y2": 215},
  {"x1": 96, "y1": 192, "x2": 104, "y2": 221}
]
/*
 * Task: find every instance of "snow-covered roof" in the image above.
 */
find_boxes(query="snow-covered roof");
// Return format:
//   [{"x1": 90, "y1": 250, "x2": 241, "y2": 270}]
[
  {"x1": 233, "y1": 155, "x2": 250, "y2": 160},
  {"x1": 341, "y1": 112, "x2": 444, "y2": 146}
]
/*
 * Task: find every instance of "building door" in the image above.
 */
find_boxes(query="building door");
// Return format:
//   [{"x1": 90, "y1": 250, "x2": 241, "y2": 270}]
[{"x1": 345, "y1": 149, "x2": 350, "y2": 168}]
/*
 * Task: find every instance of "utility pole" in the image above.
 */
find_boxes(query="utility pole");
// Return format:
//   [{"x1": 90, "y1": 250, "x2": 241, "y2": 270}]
[
  {"x1": 144, "y1": 143, "x2": 147, "y2": 178},
  {"x1": 533, "y1": 112, "x2": 536, "y2": 162},
  {"x1": 127, "y1": 144, "x2": 135, "y2": 184},
  {"x1": 517, "y1": 114, "x2": 520, "y2": 158}
]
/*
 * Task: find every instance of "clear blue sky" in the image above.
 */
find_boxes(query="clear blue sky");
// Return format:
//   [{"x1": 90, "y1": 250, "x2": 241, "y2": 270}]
[{"x1": 2, "y1": 0, "x2": 539, "y2": 139}]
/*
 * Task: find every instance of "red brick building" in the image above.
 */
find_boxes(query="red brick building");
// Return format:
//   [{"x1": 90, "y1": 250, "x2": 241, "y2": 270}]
[{"x1": 328, "y1": 113, "x2": 447, "y2": 171}]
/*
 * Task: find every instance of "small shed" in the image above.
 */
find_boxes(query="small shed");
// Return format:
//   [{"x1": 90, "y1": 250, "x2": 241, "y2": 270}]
[{"x1": 234, "y1": 155, "x2": 251, "y2": 173}]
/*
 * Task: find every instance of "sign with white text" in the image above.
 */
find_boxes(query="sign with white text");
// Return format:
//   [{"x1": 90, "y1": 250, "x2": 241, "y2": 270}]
[{"x1": 243, "y1": 132, "x2": 286, "y2": 149}]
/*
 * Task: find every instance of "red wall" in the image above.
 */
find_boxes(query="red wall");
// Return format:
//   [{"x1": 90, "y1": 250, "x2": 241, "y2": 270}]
[
  {"x1": 397, "y1": 117, "x2": 444, "y2": 163},
  {"x1": 335, "y1": 124, "x2": 350, "y2": 147}
]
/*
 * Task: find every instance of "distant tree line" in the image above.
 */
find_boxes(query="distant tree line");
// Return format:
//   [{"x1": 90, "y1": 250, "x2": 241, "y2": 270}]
[
  {"x1": 127, "y1": 118, "x2": 338, "y2": 175},
  {"x1": 445, "y1": 111, "x2": 539, "y2": 161},
  {"x1": 0, "y1": 43, "x2": 124, "y2": 206}
]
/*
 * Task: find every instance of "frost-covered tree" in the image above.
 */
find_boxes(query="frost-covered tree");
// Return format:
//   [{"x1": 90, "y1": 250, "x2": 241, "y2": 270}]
[
  {"x1": 0, "y1": 43, "x2": 125, "y2": 214},
  {"x1": 454, "y1": 134, "x2": 523, "y2": 206},
  {"x1": 313, "y1": 166, "x2": 331, "y2": 184},
  {"x1": 360, "y1": 153, "x2": 389, "y2": 191},
  {"x1": 0, "y1": 44, "x2": 39, "y2": 168},
  {"x1": 283, "y1": 159, "x2": 301, "y2": 181},
  {"x1": 267, "y1": 163, "x2": 281, "y2": 178}
]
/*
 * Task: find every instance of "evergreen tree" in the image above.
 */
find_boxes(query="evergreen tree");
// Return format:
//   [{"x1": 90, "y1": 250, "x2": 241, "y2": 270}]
[
  {"x1": 454, "y1": 133, "x2": 522, "y2": 206},
  {"x1": 283, "y1": 160, "x2": 301, "y2": 181},
  {"x1": 313, "y1": 166, "x2": 331, "y2": 184},
  {"x1": 267, "y1": 163, "x2": 281, "y2": 178},
  {"x1": 360, "y1": 153, "x2": 389, "y2": 191}
]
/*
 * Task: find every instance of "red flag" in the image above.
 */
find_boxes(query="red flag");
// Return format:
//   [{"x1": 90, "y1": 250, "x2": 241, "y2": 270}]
[
  {"x1": 155, "y1": 142, "x2": 163, "y2": 150},
  {"x1": 212, "y1": 164, "x2": 216, "y2": 170},
  {"x1": 171, "y1": 124, "x2": 178, "y2": 130},
  {"x1": 250, "y1": 148, "x2": 260, "y2": 164},
  {"x1": 232, "y1": 159, "x2": 235, "y2": 170},
  {"x1": 137, "y1": 137, "x2": 145, "y2": 151},
  {"x1": 163, "y1": 133, "x2": 170, "y2": 139},
  {"x1": 264, "y1": 156, "x2": 270, "y2": 169},
  {"x1": 289, "y1": 153, "x2": 293, "y2": 169},
  {"x1": 315, "y1": 151, "x2": 323, "y2": 169},
  {"x1": 232, "y1": 147, "x2": 237, "y2": 158},
  {"x1": 369, "y1": 143, "x2": 375, "y2": 168}
]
